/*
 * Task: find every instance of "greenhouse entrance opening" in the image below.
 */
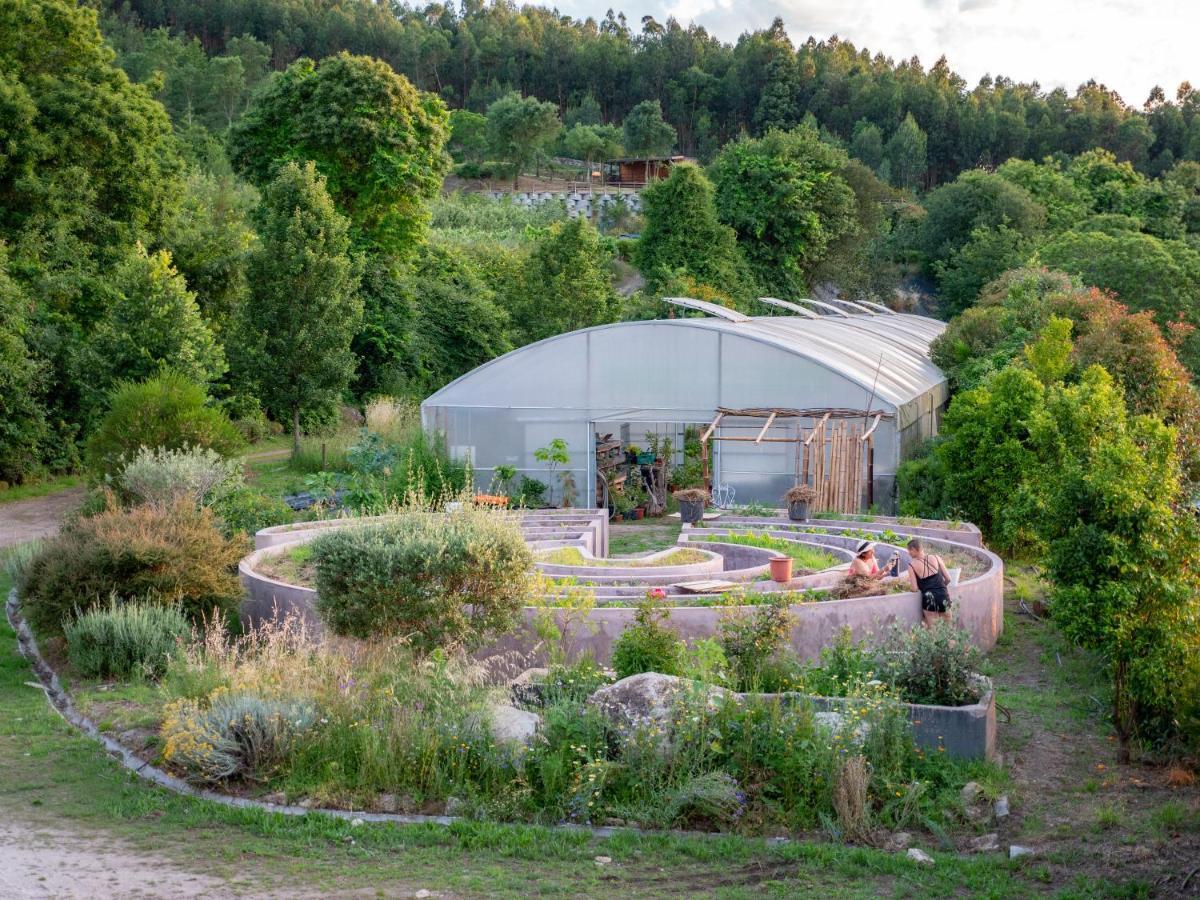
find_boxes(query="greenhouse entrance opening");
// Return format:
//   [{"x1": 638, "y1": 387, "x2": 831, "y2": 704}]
[{"x1": 696, "y1": 408, "x2": 892, "y2": 514}]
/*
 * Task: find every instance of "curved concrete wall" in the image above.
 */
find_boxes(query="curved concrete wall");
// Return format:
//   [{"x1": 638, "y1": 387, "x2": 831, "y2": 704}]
[{"x1": 242, "y1": 511, "x2": 1003, "y2": 665}]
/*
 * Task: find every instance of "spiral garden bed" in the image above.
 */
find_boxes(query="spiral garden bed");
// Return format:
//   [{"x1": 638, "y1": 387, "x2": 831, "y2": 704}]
[{"x1": 240, "y1": 509, "x2": 1004, "y2": 665}]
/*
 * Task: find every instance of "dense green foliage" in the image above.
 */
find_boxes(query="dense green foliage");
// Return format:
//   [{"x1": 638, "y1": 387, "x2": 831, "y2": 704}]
[
  {"x1": 710, "y1": 125, "x2": 859, "y2": 296},
  {"x1": 104, "y1": 2, "x2": 1200, "y2": 184},
  {"x1": 484, "y1": 92, "x2": 561, "y2": 187},
  {"x1": 16, "y1": 499, "x2": 246, "y2": 637},
  {"x1": 65, "y1": 600, "x2": 192, "y2": 679},
  {"x1": 610, "y1": 598, "x2": 685, "y2": 679},
  {"x1": 228, "y1": 52, "x2": 450, "y2": 255},
  {"x1": 86, "y1": 373, "x2": 244, "y2": 479},
  {"x1": 311, "y1": 510, "x2": 533, "y2": 649},
  {"x1": 634, "y1": 162, "x2": 747, "y2": 296},
  {"x1": 229, "y1": 162, "x2": 362, "y2": 449},
  {"x1": 902, "y1": 317, "x2": 1200, "y2": 754}
]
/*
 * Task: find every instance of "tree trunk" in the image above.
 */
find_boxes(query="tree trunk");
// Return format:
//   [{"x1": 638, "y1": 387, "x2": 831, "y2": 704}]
[{"x1": 292, "y1": 406, "x2": 301, "y2": 459}]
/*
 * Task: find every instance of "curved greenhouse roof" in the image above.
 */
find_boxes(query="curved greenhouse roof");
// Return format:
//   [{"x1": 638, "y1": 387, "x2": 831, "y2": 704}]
[{"x1": 425, "y1": 312, "x2": 947, "y2": 419}]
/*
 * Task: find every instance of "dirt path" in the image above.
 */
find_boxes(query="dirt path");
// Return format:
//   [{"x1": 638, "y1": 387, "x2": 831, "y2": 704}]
[
  {"x1": 0, "y1": 819, "x2": 240, "y2": 898},
  {"x1": 0, "y1": 488, "x2": 85, "y2": 549}
]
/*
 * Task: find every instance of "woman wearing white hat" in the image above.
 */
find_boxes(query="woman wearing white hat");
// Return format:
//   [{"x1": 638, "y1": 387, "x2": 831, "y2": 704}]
[{"x1": 848, "y1": 540, "x2": 898, "y2": 579}]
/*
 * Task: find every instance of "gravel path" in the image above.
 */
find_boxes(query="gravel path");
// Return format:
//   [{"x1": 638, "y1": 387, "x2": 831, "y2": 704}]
[
  {"x1": 0, "y1": 488, "x2": 85, "y2": 549},
  {"x1": 0, "y1": 820, "x2": 236, "y2": 899}
]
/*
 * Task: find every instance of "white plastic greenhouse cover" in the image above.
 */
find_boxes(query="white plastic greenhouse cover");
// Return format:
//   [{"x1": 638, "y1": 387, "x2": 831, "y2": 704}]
[{"x1": 424, "y1": 313, "x2": 947, "y2": 416}]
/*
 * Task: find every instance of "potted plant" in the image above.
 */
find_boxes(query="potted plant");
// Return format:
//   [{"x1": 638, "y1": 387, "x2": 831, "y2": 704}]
[
  {"x1": 673, "y1": 487, "x2": 707, "y2": 525},
  {"x1": 784, "y1": 484, "x2": 817, "y2": 521},
  {"x1": 625, "y1": 443, "x2": 641, "y2": 466},
  {"x1": 613, "y1": 490, "x2": 634, "y2": 522},
  {"x1": 769, "y1": 555, "x2": 793, "y2": 583}
]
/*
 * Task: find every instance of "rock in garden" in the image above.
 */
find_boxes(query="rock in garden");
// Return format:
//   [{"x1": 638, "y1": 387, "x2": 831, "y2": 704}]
[
  {"x1": 510, "y1": 667, "x2": 550, "y2": 708},
  {"x1": 587, "y1": 673, "x2": 730, "y2": 742},
  {"x1": 813, "y1": 711, "x2": 844, "y2": 733},
  {"x1": 415, "y1": 891, "x2": 433, "y2": 898},
  {"x1": 994, "y1": 795, "x2": 1010, "y2": 818},
  {"x1": 960, "y1": 781, "x2": 983, "y2": 805},
  {"x1": 885, "y1": 832, "x2": 912, "y2": 852},
  {"x1": 376, "y1": 793, "x2": 399, "y2": 813},
  {"x1": 964, "y1": 833, "x2": 1000, "y2": 853},
  {"x1": 262, "y1": 792, "x2": 287, "y2": 806},
  {"x1": 906, "y1": 848, "x2": 934, "y2": 866},
  {"x1": 1009, "y1": 845, "x2": 1036, "y2": 859},
  {"x1": 488, "y1": 704, "x2": 541, "y2": 746},
  {"x1": 350, "y1": 817, "x2": 364, "y2": 827},
  {"x1": 444, "y1": 796, "x2": 466, "y2": 816},
  {"x1": 594, "y1": 856, "x2": 612, "y2": 866}
]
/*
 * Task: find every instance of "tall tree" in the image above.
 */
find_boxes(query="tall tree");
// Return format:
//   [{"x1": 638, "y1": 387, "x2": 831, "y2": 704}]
[
  {"x1": 563, "y1": 123, "x2": 624, "y2": 183},
  {"x1": 228, "y1": 52, "x2": 450, "y2": 255},
  {"x1": 514, "y1": 218, "x2": 618, "y2": 343},
  {"x1": 0, "y1": 247, "x2": 47, "y2": 484},
  {"x1": 230, "y1": 162, "x2": 362, "y2": 453},
  {"x1": 885, "y1": 113, "x2": 928, "y2": 190},
  {"x1": 623, "y1": 99, "x2": 676, "y2": 175},
  {"x1": 484, "y1": 92, "x2": 561, "y2": 188},
  {"x1": 710, "y1": 124, "x2": 859, "y2": 296},
  {"x1": 74, "y1": 244, "x2": 226, "y2": 421},
  {"x1": 634, "y1": 162, "x2": 747, "y2": 296}
]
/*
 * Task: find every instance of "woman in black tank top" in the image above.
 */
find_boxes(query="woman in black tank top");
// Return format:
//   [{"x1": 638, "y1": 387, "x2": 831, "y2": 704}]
[{"x1": 905, "y1": 538, "x2": 952, "y2": 626}]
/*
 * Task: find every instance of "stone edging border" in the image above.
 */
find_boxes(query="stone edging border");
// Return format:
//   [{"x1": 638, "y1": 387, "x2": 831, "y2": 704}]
[{"x1": 5, "y1": 587, "x2": 742, "y2": 843}]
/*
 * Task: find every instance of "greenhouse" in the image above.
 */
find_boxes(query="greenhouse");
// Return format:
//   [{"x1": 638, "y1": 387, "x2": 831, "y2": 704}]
[{"x1": 420, "y1": 300, "x2": 949, "y2": 511}]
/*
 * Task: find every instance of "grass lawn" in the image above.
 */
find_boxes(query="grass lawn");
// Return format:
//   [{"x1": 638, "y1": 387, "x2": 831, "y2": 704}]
[
  {"x1": 0, "y1": 474, "x2": 83, "y2": 506},
  {"x1": 609, "y1": 518, "x2": 682, "y2": 555},
  {"x1": 0, "y1": 557, "x2": 1189, "y2": 897}
]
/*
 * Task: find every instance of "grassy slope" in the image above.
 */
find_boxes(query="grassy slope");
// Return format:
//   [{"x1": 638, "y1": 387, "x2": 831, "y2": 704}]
[
  {"x1": 0, "y1": 561, "x2": 1169, "y2": 897},
  {"x1": 0, "y1": 475, "x2": 83, "y2": 506}
]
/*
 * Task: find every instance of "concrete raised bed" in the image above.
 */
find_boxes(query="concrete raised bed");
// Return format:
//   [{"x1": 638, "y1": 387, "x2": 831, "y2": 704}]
[
  {"x1": 798, "y1": 691, "x2": 997, "y2": 761},
  {"x1": 242, "y1": 510, "x2": 1003, "y2": 668},
  {"x1": 535, "y1": 545, "x2": 724, "y2": 579}
]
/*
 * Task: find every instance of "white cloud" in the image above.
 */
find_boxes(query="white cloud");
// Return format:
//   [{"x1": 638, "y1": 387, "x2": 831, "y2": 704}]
[{"x1": 555, "y1": 0, "x2": 1200, "y2": 105}]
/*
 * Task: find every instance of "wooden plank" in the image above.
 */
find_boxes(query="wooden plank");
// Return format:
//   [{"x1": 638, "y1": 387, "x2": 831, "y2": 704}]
[
  {"x1": 754, "y1": 411, "x2": 777, "y2": 444},
  {"x1": 675, "y1": 579, "x2": 740, "y2": 595}
]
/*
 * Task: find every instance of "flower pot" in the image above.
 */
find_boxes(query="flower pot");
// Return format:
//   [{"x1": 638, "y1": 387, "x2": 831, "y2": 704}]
[
  {"x1": 636, "y1": 452, "x2": 655, "y2": 465},
  {"x1": 612, "y1": 512, "x2": 624, "y2": 522},
  {"x1": 769, "y1": 555, "x2": 793, "y2": 583},
  {"x1": 787, "y1": 499, "x2": 810, "y2": 522},
  {"x1": 679, "y1": 498, "x2": 704, "y2": 524},
  {"x1": 632, "y1": 507, "x2": 645, "y2": 520}
]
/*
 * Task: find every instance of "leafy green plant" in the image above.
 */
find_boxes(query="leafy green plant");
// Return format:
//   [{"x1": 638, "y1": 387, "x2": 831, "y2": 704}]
[
  {"x1": 717, "y1": 595, "x2": 795, "y2": 691},
  {"x1": 610, "y1": 595, "x2": 684, "y2": 679},
  {"x1": 86, "y1": 373, "x2": 244, "y2": 480},
  {"x1": 876, "y1": 622, "x2": 982, "y2": 707},
  {"x1": 64, "y1": 599, "x2": 191, "y2": 679},
  {"x1": 117, "y1": 445, "x2": 243, "y2": 509},
  {"x1": 212, "y1": 488, "x2": 293, "y2": 537},
  {"x1": 516, "y1": 476, "x2": 547, "y2": 508},
  {"x1": 16, "y1": 499, "x2": 246, "y2": 637},
  {"x1": 534, "y1": 438, "x2": 571, "y2": 507},
  {"x1": 311, "y1": 508, "x2": 532, "y2": 651}
]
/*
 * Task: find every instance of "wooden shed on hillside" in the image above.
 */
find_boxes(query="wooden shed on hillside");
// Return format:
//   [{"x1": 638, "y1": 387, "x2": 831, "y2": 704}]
[{"x1": 604, "y1": 155, "x2": 692, "y2": 185}]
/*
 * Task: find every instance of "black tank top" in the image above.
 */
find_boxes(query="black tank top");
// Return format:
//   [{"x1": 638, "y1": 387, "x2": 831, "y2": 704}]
[{"x1": 912, "y1": 556, "x2": 950, "y2": 612}]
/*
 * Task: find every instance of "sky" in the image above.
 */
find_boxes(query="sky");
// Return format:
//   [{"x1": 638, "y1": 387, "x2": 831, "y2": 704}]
[{"x1": 554, "y1": 0, "x2": 1199, "y2": 107}]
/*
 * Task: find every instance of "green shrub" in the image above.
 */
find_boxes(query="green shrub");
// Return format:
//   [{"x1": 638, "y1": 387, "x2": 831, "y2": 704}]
[
  {"x1": 311, "y1": 508, "x2": 532, "y2": 650},
  {"x1": 610, "y1": 596, "x2": 683, "y2": 679},
  {"x1": 64, "y1": 599, "x2": 191, "y2": 679},
  {"x1": 86, "y1": 373, "x2": 244, "y2": 479},
  {"x1": 212, "y1": 488, "x2": 293, "y2": 537},
  {"x1": 664, "y1": 771, "x2": 745, "y2": 828},
  {"x1": 876, "y1": 622, "x2": 982, "y2": 706},
  {"x1": 162, "y1": 692, "x2": 317, "y2": 782},
  {"x1": 718, "y1": 596, "x2": 796, "y2": 691},
  {"x1": 117, "y1": 445, "x2": 243, "y2": 508},
  {"x1": 16, "y1": 499, "x2": 246, "y2": 636},
  {"x1": 800, "y1": 627, "x2": 875, "y2": 697}
]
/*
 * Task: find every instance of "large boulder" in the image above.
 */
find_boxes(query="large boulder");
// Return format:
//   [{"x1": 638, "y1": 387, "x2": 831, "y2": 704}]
[
  {"x1": 586, "y1": 672, "x2": 732, "y2": 743},
  {"x1": 489, "y1": 703, "x2": 541, "y2": 748}
]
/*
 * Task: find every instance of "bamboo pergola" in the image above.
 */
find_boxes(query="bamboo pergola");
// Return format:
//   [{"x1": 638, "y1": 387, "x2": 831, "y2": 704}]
[{"x1": 699, "y1": 407, "x2": 893, "y2": 513}]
